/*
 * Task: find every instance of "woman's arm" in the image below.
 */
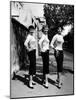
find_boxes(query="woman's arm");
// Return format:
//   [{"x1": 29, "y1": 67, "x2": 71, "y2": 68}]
[
  {"x1": 50, "y1": 35, "x2": 57, "y2": 49},
  {"x1": 50, "y1": 34, "x2": 60, "y2": 57},
  {"x1": 24, "y1": 35, "x2": 30, "y2": 51},
  {"x1": 39, "y1": 35, "x2": 44, "y2": 50}
]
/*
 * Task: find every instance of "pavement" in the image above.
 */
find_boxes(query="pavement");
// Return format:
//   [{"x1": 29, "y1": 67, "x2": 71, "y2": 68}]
[{"x1": 11, "y1": 50, "x2": 74, "y2": 98}]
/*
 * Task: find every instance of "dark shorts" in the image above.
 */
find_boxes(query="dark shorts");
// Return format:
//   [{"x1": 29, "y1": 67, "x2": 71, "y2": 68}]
[
  {"x1": 54, "y1": 50, "x2": 63, "y2": 72},
  {"x1": 41, "y1": 50, "x2": 49, "y2": 75},
  {"x1": 28, "y1": 50, "x2": 36, "y2": 75}
]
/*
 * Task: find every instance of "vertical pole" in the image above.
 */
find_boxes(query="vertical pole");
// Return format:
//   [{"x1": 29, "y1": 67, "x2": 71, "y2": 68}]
[{"x1": 35, "y1": 28, "x2": 39, "y2": 58}]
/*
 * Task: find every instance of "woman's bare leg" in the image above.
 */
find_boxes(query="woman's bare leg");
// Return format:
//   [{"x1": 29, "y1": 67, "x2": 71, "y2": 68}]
[
  {"x1": 45, "y1": 74, "x2": 49, "y2": 88},
  {"x1": 56, "y1": 72, "x2": 62, "y2": 88},
  {"x1": 29, "y1": 75, "x2": 33, "y2": 88}
]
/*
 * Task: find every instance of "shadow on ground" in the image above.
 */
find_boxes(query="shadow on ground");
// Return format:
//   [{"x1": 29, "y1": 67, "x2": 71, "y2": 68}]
[{"x1": 12, "y1": 72, "x2": 62, "y2": 89}]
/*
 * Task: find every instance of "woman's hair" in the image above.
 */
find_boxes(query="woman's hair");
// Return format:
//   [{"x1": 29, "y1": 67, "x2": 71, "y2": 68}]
[
  {"x1": 57, "y1": 26, "x2": 63, "y2": 34},
  {"x1": 28, "y1": 25, "x2": 35, "y2": 31},
  {"x1": 42, "y1": 25, "x2": 48, "y2": 32}
]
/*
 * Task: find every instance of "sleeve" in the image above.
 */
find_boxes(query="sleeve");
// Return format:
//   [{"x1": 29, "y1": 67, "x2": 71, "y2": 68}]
[
  {"x1": 50, "y1": 34, "x2": 57, "y2": 48},
  {"x1": 24, "y1": 35, "x2": 30, "y2": 49}
]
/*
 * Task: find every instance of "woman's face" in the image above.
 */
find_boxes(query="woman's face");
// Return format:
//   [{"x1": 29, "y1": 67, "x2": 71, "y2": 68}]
[
  {"x1": 29, "y1": 29, "x2": 35, "y2": 35},
  {"x1": 44, "y1": 27, "x2": 48, "y2": 34},
  {"x1": 58, "y1": 27, "x2": 62, "y2": 34}
]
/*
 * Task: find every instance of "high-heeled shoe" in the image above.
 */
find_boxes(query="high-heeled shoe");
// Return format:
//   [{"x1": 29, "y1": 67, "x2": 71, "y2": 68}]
[
  {"x1": 43, "y1": 81, "x2": 49, "y2": 88},
  {"x1": 56, "y1": 79, "x2": 59, "y2": 84},
  {"x1": 58, "y1": 82, "x2": 62, "y2": 88}
]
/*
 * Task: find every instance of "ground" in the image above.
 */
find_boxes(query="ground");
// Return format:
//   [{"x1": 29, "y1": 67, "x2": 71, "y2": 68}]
[{"x1": 11, "y1": 50, "x2": 74, "y2": 99}]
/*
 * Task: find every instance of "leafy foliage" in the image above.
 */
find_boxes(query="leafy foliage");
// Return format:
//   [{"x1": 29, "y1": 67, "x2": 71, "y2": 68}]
[
  {"x1": 44, "y1": 4, "x2": 74, "y2": 53},
  {"x1": 44, "y1": 4, "x2": 74, "y2": 28}
]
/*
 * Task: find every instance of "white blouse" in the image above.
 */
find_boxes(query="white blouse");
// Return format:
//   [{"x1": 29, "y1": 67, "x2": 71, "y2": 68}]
[
  {"x1": 24, "y1": 34, "x2": 36, "y2": 52},
  {"x1": 39, "y1": 33, "x2": 50, "y2": 52},
  {"x1": 51, "y1": 34, "x2": 64, "y2": 50}
]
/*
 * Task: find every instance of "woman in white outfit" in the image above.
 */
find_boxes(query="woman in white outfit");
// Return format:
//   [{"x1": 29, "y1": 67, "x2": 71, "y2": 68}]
[
  {"x1": 24, "y1": 25, "x2": 36, "y2": 89},
  {"x1": 39, "y1": 25, "x2": 50, "y2": 88},
  {"x1": 51, "y1": 27, "x2": 64, "y2": 88}
]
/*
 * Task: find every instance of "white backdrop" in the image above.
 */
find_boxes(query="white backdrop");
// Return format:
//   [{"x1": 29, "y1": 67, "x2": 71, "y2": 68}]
[{"x1": 0, "y1": 0, "x2": 76, "y2": 100}]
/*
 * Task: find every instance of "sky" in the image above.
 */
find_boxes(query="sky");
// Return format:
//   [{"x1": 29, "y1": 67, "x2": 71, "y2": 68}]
[
  {"x1": 23, "y1": 3, "x2": 44, "y2": 17},
  {"x1": 11, "y1": 2, "x2": 45, "y2": 27}
]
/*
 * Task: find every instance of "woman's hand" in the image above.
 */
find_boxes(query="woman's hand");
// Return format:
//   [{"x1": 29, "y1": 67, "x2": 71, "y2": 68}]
[
  {"x1": 56, "y1": 50, "x2": 59, "y2": 57},
  {"x1": 26, "y1": 47, "x2": 31, "y2": 52}
]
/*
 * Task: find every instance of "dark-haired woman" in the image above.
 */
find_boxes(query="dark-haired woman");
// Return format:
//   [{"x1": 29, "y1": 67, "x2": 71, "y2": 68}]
[
  {"x1": 39, "y1": 25, "x2": 50, "y2": 88},
  {"x1": 24, "y1": 25, "x2": 36, "y2": 88},
  {"x1": 51, "y1": 27, "x2": 64, "y2": 88}
]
